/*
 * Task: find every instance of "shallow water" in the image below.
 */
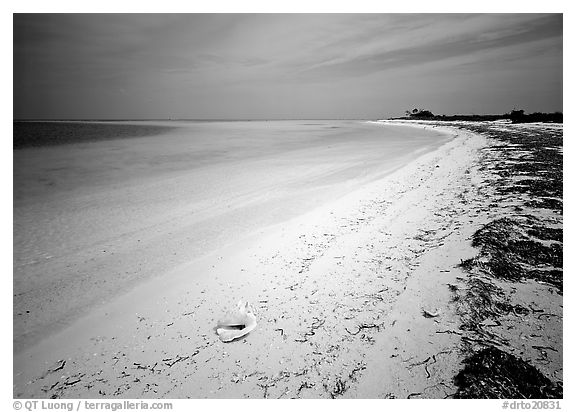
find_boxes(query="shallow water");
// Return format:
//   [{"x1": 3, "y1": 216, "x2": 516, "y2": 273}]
[
  {"x1": 13, "y1": 121, "x2": 176, "y2": 148},
  {"x1": 14, "y1": 120, "x2": 447, "y2": 204}
]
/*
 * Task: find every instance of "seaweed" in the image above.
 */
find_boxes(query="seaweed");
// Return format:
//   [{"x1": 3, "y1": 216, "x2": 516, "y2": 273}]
[
  {"x1": 526, "y1": 269, "x2": 563, "y2": 291},
  {"x1": 464, "y1": 218, "x2": 562, "y2": 290},
  {"x1": 527, "y1": 226, "x2": 563, "y2": 242},
  {"x1": 493, "y1": 302, "x2": 530, "y2": 316},
  {"x1": 454, "y1": 347, "x2": 562, "y2": 399},
  {"x1": 453, "y1": 275, "x2": 520, "y2": 333},
  {"x1": 526, "y1": 198, "x2": 563, "y2": 211},
  {"x1": 447, "y1": 122, "x2": 563, "y2": 398},
  {"x1": 498, "y1": 179, "x2": 562, "y2": 200},
  {"x1": 457, "y1": 122, "x2": 563, "y2": 289},
  {"x1": 484, "y1": 127, "x2": 563, "y2": 204}
]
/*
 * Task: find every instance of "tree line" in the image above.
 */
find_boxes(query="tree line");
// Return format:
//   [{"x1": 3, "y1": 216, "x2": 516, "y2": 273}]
[{"x1": 396, "y1": 108, "x2": 562, "y2": 123}]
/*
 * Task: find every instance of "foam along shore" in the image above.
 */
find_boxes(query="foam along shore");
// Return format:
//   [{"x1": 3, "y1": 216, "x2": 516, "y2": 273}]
[{"x1": 15, "y1": 121, "x2": 560, "y2": 399}]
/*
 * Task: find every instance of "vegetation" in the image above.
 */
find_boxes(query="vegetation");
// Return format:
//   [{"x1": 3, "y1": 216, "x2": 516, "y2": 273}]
[
  {"x1": 404, "y1": 108, "x2": 435, "y2": 118},
  {"x1": 508, "y1": 109, "x2": 563, "y2": 123},
  {"x1": 393, "y1": 109, "x2": 562, "y2": 123}
]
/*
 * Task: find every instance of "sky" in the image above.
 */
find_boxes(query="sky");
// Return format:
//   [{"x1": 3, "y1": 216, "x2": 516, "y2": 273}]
[{"x1": 13, "y1": 13, "x2": 563, "y2": 119}]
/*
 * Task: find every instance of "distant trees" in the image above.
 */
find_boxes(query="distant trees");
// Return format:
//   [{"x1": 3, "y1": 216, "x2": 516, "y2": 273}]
[
  {"x1": 506, "y1": 109, "x2": 562, "y2": 123},
  {"x1": 404, "y1": 108, "x2": 435, "y2": 118},
  {"x1": 393, "y1": 108, "x2": 562, "y2": 123},
  {"x1": 508, "y1": 109, "x2": 525, "y2": 122}
]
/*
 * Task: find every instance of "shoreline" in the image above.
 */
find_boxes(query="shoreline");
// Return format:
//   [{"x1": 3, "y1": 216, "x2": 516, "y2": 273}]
[
  {"x1": 15, "y1": 122, "x2": 468, "y2": 397},
  {"x1": 14, "y1": 121, "x2": 450, "y2": 352},
  {"x1": 14, "y1": 121, "x2": 562, "y2": 399}
]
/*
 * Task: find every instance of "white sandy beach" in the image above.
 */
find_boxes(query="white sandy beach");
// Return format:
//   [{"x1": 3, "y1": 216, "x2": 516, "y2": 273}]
[
  {"x1": 13, "y1": 121, "x2": 463, "y2": 397},
  {"x1": 13, "y1": 121, "x2": 561, "y2": 399},
  {"x1": 13, "y1": 121, "x2": 449, "y2": 351}
]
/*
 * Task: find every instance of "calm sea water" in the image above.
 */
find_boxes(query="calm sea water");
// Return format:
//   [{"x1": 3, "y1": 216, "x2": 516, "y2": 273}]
[
  {"x1": 14, "y1": 120, "x2": 450, "y2": 204},
  {"x1": 13, "y1": 121, "x2": 176, "y2": 148}
]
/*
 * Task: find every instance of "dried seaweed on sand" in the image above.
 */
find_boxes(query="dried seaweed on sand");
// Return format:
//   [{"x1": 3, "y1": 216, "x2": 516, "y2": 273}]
[{"x1": 454, "y1": 347, "x2": 562, "y2": 399}]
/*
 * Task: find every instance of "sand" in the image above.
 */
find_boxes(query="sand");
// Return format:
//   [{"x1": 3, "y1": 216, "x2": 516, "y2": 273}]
[
  {"x1": 13, "y1": 121, "x2": 561, "y2": 399},
  {"x1": 14, "y1": 120, "x2": 449, "y2": 351}
]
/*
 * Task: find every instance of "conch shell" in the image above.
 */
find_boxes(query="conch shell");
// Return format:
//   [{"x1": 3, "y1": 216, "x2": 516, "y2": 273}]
[{"x1": 216, "y1": 301, "x2": 257, "y2": 342}]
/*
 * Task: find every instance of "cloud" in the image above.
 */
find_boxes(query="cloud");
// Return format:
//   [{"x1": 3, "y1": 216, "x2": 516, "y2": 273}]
[
  {"x1": 13, "y1": 13, "x2": 563, "y2": 119},
  {"x1": 288, "y1": 14, "x2": 562, "y2": 80}
]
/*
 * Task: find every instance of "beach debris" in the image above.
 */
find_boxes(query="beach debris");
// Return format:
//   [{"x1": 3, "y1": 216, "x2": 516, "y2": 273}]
[
  {"x1": 344, "y1": 322, "x2": 380, "y2": 335},
  {"x1": 422, "y1": 308, "x2": 441, "y2": 318},
  {"x1": 436, "y1": 329, "x2": 463, "y2": 336},
  {"x1": 324, "y1": 377, "x2": 347, "y2": 398},
  {"x1": 40, "y1": 359, "x2": 66, "y2": 379},
  {"x1": 294, "y1": 317, "x2": 325, "y2": 342},
  {"x1": 43, "y1": 372, "x2": 85, "y2": 397},
  {"x1": 459, "y1": 217, "x2": 562, "y2": 291},
  {"x1": 286, "y1": 283, "x2": 300, "y2": 291},
  {"x1": 408, "y1": 354, "x2": 441, "y2": 379},
  {"x1": 41, "y1": 381, "x2": 61, "y2": 393},
  {"x1": 322, "y1": 362, "x2": 366, "y2": 398},
  {"x1": 408, "y1": 356, "x2": 431, "y2": 369},
  {"x1": 454, "y1": 346, "x2": 562, "y2": 398},
  {"x1": 162, "y1": 354, "x2": 189, "y2": 367},
  {"x1": 64, "y1": 373, "x2": 84, "y2": 386},
  {"x1": 216, "y1": 301, "x2": 257, "y2": 342},
  {"x1": 297, "y1": 381, "x2": 315, "y2": 395}
]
